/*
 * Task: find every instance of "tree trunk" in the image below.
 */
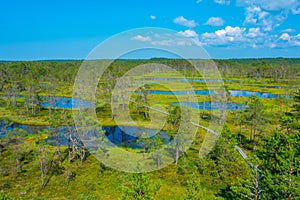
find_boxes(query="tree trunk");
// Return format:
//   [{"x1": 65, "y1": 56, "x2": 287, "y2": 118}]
[
  {"x1": 175, "y1": 138, "x2": 179, "y2": 165},
  {"x1": 57, "y1": 132, "x2": 61, "y2": 164},
  {"x1": 253, "y1": 127, "x2": 257, "y2": 151}
]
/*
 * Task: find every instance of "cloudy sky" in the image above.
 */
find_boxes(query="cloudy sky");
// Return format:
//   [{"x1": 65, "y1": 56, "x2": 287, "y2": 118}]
[{"x1": 1, "y1": 0, "x2": 300, "y2": 60}]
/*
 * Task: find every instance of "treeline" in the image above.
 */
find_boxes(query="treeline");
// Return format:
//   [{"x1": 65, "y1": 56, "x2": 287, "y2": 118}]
[
  {"x1": 1, "y1": 58, "x2": 298, "y2": 118},
  {"x1": 215, "y1": 59, "x2": 300, "y2": 83}
]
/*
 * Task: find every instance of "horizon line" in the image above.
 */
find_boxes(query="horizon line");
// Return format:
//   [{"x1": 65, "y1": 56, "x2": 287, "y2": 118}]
[{"x1": 1, "y1": 56, "x2": 300, "y2": 62}]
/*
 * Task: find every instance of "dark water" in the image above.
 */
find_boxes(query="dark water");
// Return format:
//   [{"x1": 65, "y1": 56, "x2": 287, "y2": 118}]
[
  {"x1": 0, "y1": 121, "x2": 169, "y2": 149},
  {"x1": 147, "y1": 90, "x2": 288, "y2": 98},
  {"x1": 172, "y1": 102, "x2": 245, "y2": 110},
  {"x1": 101, "y1": 126, "x2": 169, "y2": 148}
]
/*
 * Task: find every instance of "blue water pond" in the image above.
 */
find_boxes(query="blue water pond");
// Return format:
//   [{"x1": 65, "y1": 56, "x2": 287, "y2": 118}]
[
  {"x1": 228, "y1": 90, "x2": 279, "y2": 98},
  {"x1": 173, "y1": 102, "x2": 245, "y2": 110},
  {"x1": 39, "y1": 96, "x2": 92, "y2": 109},
  {"x1": 146, "y1": 90, "x2": 212, "y2": 95},
  {"x1": 2, "y1": 95, "x2": 92, "y2": 109},
  {"x1": 0, "y1": 121, "x2": 169, "y2": 149},
  {"x1": 146, "y1": 90, "x2": 287, "y2": 98}
]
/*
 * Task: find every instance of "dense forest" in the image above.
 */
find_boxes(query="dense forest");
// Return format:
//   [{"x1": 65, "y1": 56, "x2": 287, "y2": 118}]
[{"x1": 0, "y1": 58, "x2": 299, "y2": 199}]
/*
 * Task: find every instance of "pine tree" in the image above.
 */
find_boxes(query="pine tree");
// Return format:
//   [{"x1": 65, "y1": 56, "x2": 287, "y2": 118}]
[
  {"x1": 137, "y1": 132, "x2": 152, "y2": 155},
  {"x1": 243, "y1": 96, "x2": 266, "y2": 150},
  {"x1": 184, "y1": 174, "x2": 211, "y2": 200},
  {"x1": 167, "y1": 105, "x2": 193, "y2": 165},
  {"x1": 152, "y1": 131, "x2": 164, "y2": 169},
  {"x1": 257, "y1": 129, "x2": 300, "y2": 199},
  {"x1": 120, "y1": 172, "x2": 161, "y2": 200},
  {"x1": 280, "y1": 91, "x2": 300, "y2": 133},
  {"x1": 0, "y1": 190, "x2": 12, "y2": 200}
]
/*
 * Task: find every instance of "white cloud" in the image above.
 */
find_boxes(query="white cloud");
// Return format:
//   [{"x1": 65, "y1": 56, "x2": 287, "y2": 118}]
[
  {"x1": 215, "y1": 29, "x2": 226, "y2": 36},
  {"x1": 244, "y1": 6, "x2": 262, "y2": 24},
  {"x1": 201, "y1": 26, "x2": 246, "y2": 46},
  {"x1": 151, "y1": 38, "x2": 201, "y2": 47},
  {"x1": 191, "y1": 38, "x2": 202, "y2": 46},
  {"x1": 149, "y1": 32, "x2": 202, "y2": 47},
  {"x1": 292, "y1": 7, "x2": 300, "y2": 14},
  {"x1": 173, "y1": 16, "x2": 197, "y2": 28},
  {"x1": 214, "y1": 0, "x2": 230, "y2": 5},
  {"x1": 281, "y1": 28, "x2": 295, "y2": 33},
  {"x1": 279, "y1": 33, "x2": 290, "y2": 40},
  {"x1": 176, "y1": 37, "x2": 202, "y2": 46},
  {"x1": 177, "y1": 30, "x2": 198, "y2": 37},
  {"x1": 244, "y1": 5, "x2": 288, "y2": 31},
  {"x1": 258, "y1": 11, "x2": 269, "y2": 19},
  {"x1": 151, "y1": 40, "x2": 173, "y2": 46},
  {"x1": 131, "y1": 35, "x2": 152, "y2": 42},
  {"x1": 293, "y1": 41, "x2": 300, "y2": 46},
  {"x1": 224, "y1": 26, "x2": 246, "y2": 37},
  {"x1": 277, "y1": 32, "x2": 300, "y2": 47},
  {"x1": 239, "y1": 0, "x2": 299, "y2": 32},
  {"x1": 176, "y1": 38, "x2": 201, "y2": 46},
  {"x1": 245, "y1": 28, "x2": 264, "y2": 38},
  {"x1": 238, "y1": 0, "x2": 299, "y2": 11},
  {"x1": 200, "y1": 26, "x2": 277, "y2": 48},
  {"x1": 269, "y1": 43, "x2": 277, "y2": 48},
  {"x1": 153, "y1": 33, "x2": 160, "y2": 38},
  {"x1": 150, "y1": 15, "x2": 156, "y2": 20},
  {"x1": 200, "y1": 16, "x2": 300, "y2": 49},
  {"x1": 261, "y1": 0, "x2": 297, "y2": 11},
  {"x1": 205, "y1": 17, "x2": 225, "y2": 26},
  {"x1": 196, "y1": 0, "x2": 203, "y2": 3}
]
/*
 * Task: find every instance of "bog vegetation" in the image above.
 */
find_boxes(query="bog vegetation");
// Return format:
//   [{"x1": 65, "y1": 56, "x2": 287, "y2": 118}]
[{"x1": 0, "y1": 58, "x2": 299, "y2": 199}]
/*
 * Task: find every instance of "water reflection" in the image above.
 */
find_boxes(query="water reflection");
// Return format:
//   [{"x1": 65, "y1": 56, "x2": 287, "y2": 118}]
[{"x1": 0, "y1": 121, "x2": 170, "y2": 149}]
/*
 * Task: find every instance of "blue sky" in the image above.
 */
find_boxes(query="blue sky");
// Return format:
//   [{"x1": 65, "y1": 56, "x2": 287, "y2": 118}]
[{"x1": 0, "y1": 0, "x2": 300, "y2": 60}]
